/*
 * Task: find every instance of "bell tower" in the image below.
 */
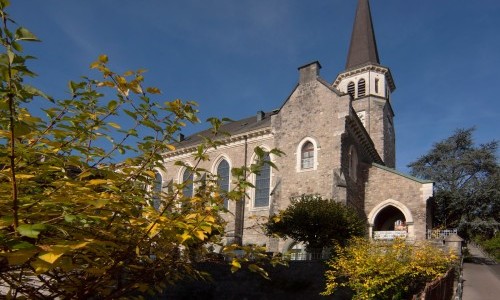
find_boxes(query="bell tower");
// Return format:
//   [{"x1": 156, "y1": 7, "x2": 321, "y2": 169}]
[{"x1": 333, "y1": 0, "x2": 396, "y2": 167}]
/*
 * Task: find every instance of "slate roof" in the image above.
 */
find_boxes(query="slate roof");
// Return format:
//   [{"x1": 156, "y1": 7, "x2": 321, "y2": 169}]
[
  {"x1": 169, "y1": 111, "x2": 275, "y2": 152},
  {"x1": 345, "y1": 0, "x2": 380, "y2": 69},
  {"x1": 372, "y1": 163, "x2": 434, "y2": 184}
]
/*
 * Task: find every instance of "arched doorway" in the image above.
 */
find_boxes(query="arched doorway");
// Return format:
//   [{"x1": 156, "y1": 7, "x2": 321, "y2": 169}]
[
  {"x1": 368, "y1": 200, "x2": 414, "y2": 240},
  {"x1": 374, "y1": 206, "x2": 405, "y2": 231}
]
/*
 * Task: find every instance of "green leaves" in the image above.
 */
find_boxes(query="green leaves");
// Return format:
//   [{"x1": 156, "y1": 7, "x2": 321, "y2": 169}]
[
  {"x1": 266, "y1": 195, "x2": 365, "y2": 250},
  {"x1": 0, "y1": 0, "x2": 10, "y2": 10},
  {"x1": 0, "y1": 4, "x2": 284, "y2": 297},
  {"x1": 6, "y1": 47, "x2": 14, "y2": 63},
  {"x1": 408, "y1": 127, "x2": 498, "y2": 236},
  {"x1": 17, "y1": 224, "x2": 46, "y2": 238},
  {"x1": 98, "y1": 54, "x2": 108, "y2": 63},
  {"x1": 15, "y1": 27, "x2": 39, "y2": 41},
  {"x1": 2, "y1": 249, "x2": 38, "y2": 265},
  {"x1": 146, "y1": 87, "x2": 161, "y2": 94}
]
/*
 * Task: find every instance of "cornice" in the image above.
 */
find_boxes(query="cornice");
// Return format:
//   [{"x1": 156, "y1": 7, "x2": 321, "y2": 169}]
[
  {"x1": 163, "y1": 127, "x2": 272, "y2": 158},
  {"x1": 333, "y1": 64, "x2": 396, "y2": 92}
]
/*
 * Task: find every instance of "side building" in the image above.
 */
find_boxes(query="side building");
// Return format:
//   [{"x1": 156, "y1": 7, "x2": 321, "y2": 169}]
[{"x1": 158, "y1": 0, "x2": 433, "y2": 254}]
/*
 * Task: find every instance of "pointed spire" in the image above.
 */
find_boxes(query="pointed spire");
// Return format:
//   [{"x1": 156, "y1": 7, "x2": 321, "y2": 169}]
[{"x1": 345, "y1": 0, "x2": 380, "y2": 69}]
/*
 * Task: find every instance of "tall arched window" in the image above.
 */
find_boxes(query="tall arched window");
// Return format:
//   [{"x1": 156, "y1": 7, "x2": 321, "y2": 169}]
[
  {"x1": 348, "y1": 145, "x2": 358, "y2": 181},
  {"x1": 301, "y1": 142, "x2": 314, "y2": 170},
  {"x1": 357, "y1": 79, "x2": 366, "y2": 97},
  {"x1": 347, "y1": 81, "x2": 355, "y2": 98},
  {"x1": 217, "y1": 159, "x2": 230, "y2": 208},
  {"x1": 152, "y1": 171, "x2": 162, "y2": 211},
  {"x1": 254, "y1": 153, "x2": 271, "y2": 208},
  {"x1": 181, "y1": 168, "x2": 193, "y2": 198}
]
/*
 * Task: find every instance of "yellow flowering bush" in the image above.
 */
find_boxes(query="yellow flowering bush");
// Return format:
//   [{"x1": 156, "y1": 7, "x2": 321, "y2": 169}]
[{"x1": 323, "y1": 238, "x2": 457, "y2": 300}]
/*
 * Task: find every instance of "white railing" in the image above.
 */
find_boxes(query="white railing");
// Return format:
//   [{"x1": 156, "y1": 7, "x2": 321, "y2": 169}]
[
  {"x1": 373, "y1": 231, "x2": 408, "y2": 240},
  {"x1": 288, "y1": 249, "x2": 331, "y2": 261},
  {"x1": 426, "y1": 229, "x2": 457, "y2": 240},
  {"x1": 289, "y1": 252, "x2": 323, "y2": 261}
]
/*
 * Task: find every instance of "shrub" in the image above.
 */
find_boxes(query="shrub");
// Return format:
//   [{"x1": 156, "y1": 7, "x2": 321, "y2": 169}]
[
  {"x1": 265, "y1": 195, "x2": 366, "y2": 251},
  {"x1": 323, "y1": 238, "x2": 457, "y2": 300},
  {"x1": 0, "y1": 1, "x2": 283, "y2": 297},
  {"x1": 478, "y1": 233, "x2": 500, "y2": 261}
]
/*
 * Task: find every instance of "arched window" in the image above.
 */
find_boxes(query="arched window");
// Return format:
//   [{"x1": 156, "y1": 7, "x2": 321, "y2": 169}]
[
  {"x1": 152, "y1": 171, "x2": 162, "y2": 211},
  {"x1": 357, "y1": 79, "x2": 366, "y2": 97},
  {"x1": 254, "y1": 153, "x2": 271, "y2": 208},
  {"x1": 348, "y1": 145, "x2": 358, "y2": 181},
  {"x1": 374, "y1": 78, "x2": 379, "y2": 94},
  {"x1": 301, "y1": 142, "x2": 314, "y2": 170},
  {"x1": 217, "y1": 159, "x2": 230, "y2": 208},
  {"x1": 347, "y1": 81, "x2": 355, "y2": 98},
  {"x1": 296, "y1": 138, "x2": 318, "y2": 172},
  {"x1": 181, "y1": 168, "x2": 193, "y2": 198}
]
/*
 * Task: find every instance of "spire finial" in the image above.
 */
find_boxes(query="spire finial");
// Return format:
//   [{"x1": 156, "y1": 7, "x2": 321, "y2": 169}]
[{"x1": 345, "y1": 0, "x2": 380, "y2": 69}]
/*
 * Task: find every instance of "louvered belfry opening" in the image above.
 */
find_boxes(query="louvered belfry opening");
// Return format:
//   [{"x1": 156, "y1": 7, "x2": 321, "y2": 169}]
[
  {"x1": 357, "y1": 79, "x2": 366, "y2": 97},
  {"x1": 347, "y1": 81, "x2": 355, "y2": 98}
]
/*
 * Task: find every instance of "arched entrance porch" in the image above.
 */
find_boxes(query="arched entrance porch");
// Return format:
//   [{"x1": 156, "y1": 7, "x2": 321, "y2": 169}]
[{"x1": 368, "y1": 200, "x2": 415, "y2": 240}]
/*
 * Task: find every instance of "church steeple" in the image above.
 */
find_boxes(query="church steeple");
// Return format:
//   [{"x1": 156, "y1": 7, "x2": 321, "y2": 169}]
[
  {"x1": 345, "y1": 0, "x2": 380, "y2": 69},
  {"x1": 333, "y1": 0, "x2": 396, "y2": 168}
]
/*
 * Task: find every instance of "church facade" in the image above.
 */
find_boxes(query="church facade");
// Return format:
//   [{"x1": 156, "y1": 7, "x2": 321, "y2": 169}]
[{"x1": 159, "y1": 0, "x2": 433, "y2": 253}]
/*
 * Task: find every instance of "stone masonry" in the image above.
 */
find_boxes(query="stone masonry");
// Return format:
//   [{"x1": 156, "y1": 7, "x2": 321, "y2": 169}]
[{"x1": 157, "y1": 0, "x2": 433, "y2": 253}]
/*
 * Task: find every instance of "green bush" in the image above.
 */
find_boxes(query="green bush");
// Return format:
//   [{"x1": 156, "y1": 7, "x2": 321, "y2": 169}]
[
  {"x1": 266, "y1": 195, "x2": 366, "y2": 250},
  {"x1": 479, "y1": 233, "x2": 500, "y2": 261}
]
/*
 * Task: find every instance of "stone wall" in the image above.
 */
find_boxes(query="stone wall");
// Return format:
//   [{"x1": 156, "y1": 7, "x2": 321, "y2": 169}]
[
  {"x1": 158, "y1": 61, "x2": 429, "y2": 251},
  {"x1": 271, "y1": 62, "x2": 351, "y2": 211},
  {"x1": 351, "y1": 96, "x2": 394, "y2": 167},
  {"x1": 340, "y1": 130, "x2": 370, "y2": 214},
  {"x1": 334, "y1": 66, "x2": 396, "y2": 168},
  {"x1": 365, "y1": 164, "x2": 433, "y2": 240},
  {"x1": 161, "y1": 132, "x2": 275, "y2": 247}
]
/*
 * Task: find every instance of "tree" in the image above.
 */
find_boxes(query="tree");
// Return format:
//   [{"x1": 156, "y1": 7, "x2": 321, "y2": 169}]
[
  {"x1": 408, "y1": 128, "x2": 499, "y2": 237},
  {"x1": 323, "y1": 237, "x2": 457, "y2": 300},
  {"x1": 265, "y1": 195, "x2": 366, "y2": 251},
  {"x1": 0, "y1": 1, "x2": 280, "y2": 298}
]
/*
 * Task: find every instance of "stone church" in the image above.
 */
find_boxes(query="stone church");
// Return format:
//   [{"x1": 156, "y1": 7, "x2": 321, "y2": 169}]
[{"x1": 158, "y1": 0, "x2": 433, "y2": 253}]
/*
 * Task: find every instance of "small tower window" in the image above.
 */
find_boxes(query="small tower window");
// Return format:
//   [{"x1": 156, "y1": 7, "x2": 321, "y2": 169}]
[
  {"x1": 301, "y1": 142, "x2": 314, "y2": 169},
  {"x1": 374, "y1": 78, "x2": 379, "y2": 94},
  {"x1": 347, "y1": 81, "x2": 355, "y2": 98},
  {"x1": 357, "y1": 79, "x2": 366, "y2": 97}
]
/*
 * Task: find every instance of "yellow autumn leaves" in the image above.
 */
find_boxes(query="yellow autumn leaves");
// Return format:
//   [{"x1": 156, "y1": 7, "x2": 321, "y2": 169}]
[{"x1": 323, "y1": 238, "x2": 458, "y2": 299}]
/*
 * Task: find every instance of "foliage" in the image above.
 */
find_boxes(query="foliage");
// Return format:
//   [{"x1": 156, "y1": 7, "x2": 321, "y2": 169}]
[
  {"x1": 323, "y1": 238, "x2": 457, "y2": 300},
  {"x1": 265, "y1": 195, "x2": 365, "y2": 250},
  {"x1": 408, "y1": 128, "x2": 499, "y2": 238},
  {"x1": 476, "y1": 232, "x2": 500, "y2": 262},
  {"x1": 0, "y1": 1, "x2": 283, "y2": 298}
]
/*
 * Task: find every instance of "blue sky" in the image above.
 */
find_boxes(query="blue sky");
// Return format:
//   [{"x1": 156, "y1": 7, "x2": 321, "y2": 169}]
[{"x1": 9, "y1": 0, "x2": 500, "y2": 172}]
